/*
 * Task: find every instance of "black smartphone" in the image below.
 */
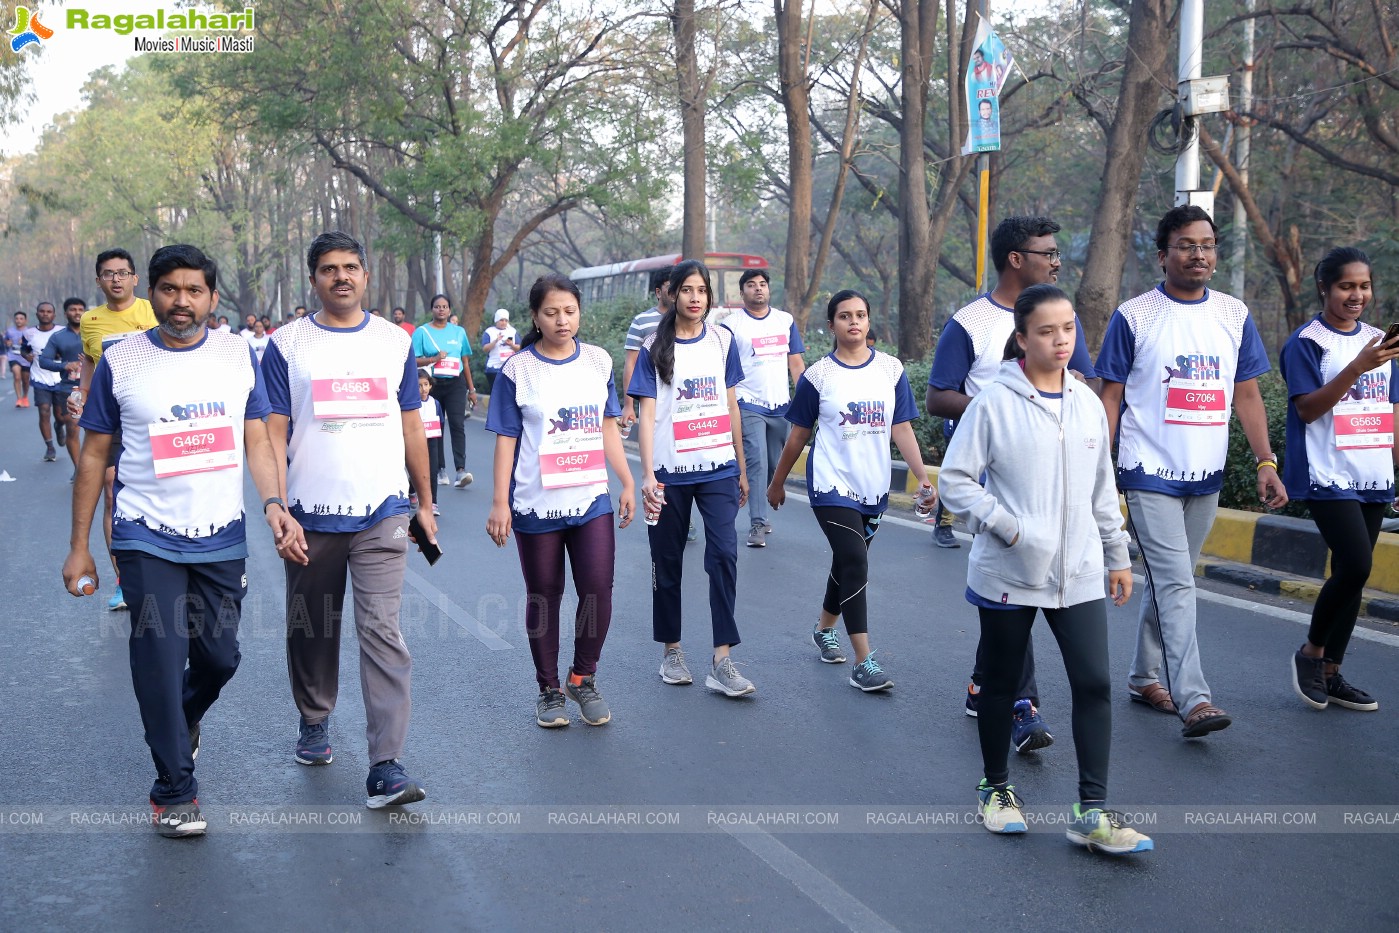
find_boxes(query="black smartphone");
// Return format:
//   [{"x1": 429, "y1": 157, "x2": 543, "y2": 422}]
[
  {"x1": 1383, "y1": 322, "x2": 1399, "y2": 346},
  {"x1": 408, "y1": 512, "x2": 442, "y2": 566}
]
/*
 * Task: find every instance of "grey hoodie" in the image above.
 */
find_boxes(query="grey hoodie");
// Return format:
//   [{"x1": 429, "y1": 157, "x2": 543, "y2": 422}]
[{"x1": 939, "y1": 360, "x2": 1129, "y2": 609}]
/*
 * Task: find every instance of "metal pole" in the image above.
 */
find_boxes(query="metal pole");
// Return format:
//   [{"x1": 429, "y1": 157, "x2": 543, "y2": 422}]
[
  {"x1": 975, "y1": 0, "x2": 991, "y2": 292},
  {"x1": 1174, "y1": 0, "x2": 1204, "y2": 207},
  {"x1": 433, "y1": 191, "x2": 445, "y2": 295},
  {"x1": 1231, "y1": 0, "x2": 1254, "y2": 296}
]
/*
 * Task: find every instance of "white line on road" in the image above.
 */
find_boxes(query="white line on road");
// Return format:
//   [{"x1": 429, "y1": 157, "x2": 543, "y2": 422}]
[
  {"x1": 403, "y1": 566, "x2": 514, "y2": 650},
  {"x1": 724, "y1": 828, "x2": 902, "y2": 933}
]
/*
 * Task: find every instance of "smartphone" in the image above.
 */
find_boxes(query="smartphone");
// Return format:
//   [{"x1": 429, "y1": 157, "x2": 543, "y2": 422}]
[
  {"x1": 408, "y1": 512, "x2": 442, "y2": 566},
  {"x1": 1383, "y1": 322, "x2": 1399, "y2": 346}
]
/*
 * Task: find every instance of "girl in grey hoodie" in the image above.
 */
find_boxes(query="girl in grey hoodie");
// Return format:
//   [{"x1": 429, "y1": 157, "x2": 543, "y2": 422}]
[{"x1": 939, "y1": 284, "x2": 1150, "y2": 856}]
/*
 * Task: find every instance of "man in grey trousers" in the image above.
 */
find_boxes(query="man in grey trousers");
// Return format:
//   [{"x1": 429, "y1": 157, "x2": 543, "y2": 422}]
[{"x1": 263, "y1": 231, "x2": 438, "y2": 807}]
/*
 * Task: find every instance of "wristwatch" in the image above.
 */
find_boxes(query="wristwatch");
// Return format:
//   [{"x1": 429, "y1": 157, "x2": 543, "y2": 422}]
[{"x1": 262, "y1": 497, "x2": 286, "y2": 513}]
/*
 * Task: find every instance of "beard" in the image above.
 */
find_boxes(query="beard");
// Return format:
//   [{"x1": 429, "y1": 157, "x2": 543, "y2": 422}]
[{"x1": 159, "y1": 316, "x2": 204, "y2": 340}]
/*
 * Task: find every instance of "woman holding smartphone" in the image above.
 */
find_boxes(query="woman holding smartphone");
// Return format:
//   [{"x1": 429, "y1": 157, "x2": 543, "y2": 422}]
[
  {"x1": 485, "y1": 274, "x2": 635, "y2": 728},
  {"x1": 628, "y1": 259, "x2": 753, "y2": 697},
  {"x1": 940, "y1": 284, "x2": 1151, "y2": 856},
  {"x1": 1281, "y1": 247, "x2": 1396, "y2": 712}
]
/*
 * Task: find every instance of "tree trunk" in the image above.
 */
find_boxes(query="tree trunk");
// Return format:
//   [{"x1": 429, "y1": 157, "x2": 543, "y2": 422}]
[
  {"x1": 776, "y1": 0, "x2": 812, "y2": 325},
  {"x1": 1074, "y1": 0, "x2": 1173, "y2": 352},
  {"x1": 896, "y1": 0, "x2": 939, "y2": 360},
  {"x1": 673, "y1": 0, "x2": 706, "y2": 259}
]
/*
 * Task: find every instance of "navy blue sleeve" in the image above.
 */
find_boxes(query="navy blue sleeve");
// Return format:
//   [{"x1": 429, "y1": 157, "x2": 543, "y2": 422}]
[
  {"x1": 629, "y1": 346, "x2": 658, "y2": 399},
  {"x1": 397, "y1": 348, "x2": 422, "y2": 410},
  {"x1": 78, "y1": 358, "x2": 118, "y2": 434},
  {"x1": 1279, "y1": 332, "x2": 1323, "y2": 400},
  {"x1": 928, "y1": 319, "x2": 975, "y2": 391},
  {"x1": 1391, "y1": 361, "x2": 1399, "y2": 404},
  {"x1": 38, "y1": 334, "x2": 64, "y2": 371},
  {"x1": 1093, "y1": 311, "x2": 1135, "y2": 383},
  {"x1": 1236, "y1": 315, "x2": 1271, "y2": 382},
  {"x1": 1069, "y1": 314, "x2": 1096, "y2": 378},
  {"x1": 484, "y1": 372, "x2": 523, "y2": 437},
  {"x1": 261, "y1": 340, "x2": 292, "y2": 416},
  {"x1": 724, "y1": 339, "x2": 745, "y2": 389},
  {"x1": 603, "y1": 370, "x2": 622, "y2": 418},
  {"x1": 892, "y1": 371, "x2": 918, "y2": 424},
  {"x1": 245, "y1": 345, "x2": 272, "y2": 419},
  {"x1": 786, "y1": 374, "x2": 819, "y2": 429},
  {"x1": 788, "y1": 321, "x2": 805, "y2": 355}
]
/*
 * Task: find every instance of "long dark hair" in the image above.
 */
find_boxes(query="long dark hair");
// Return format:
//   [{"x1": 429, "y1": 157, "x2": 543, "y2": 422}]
[
  {"x1": 1314, "y1": 246, "x2": 1371, "y2": 305},
  {"x1": 519, "y1": 274, "x2": 582, "y2": 351},
  {"x1": 1002, "y1": 283, "x2": 1070, "y2": 361},
  {"x1": 651, "y1": 259, "x2": 713, "y2": 386}
]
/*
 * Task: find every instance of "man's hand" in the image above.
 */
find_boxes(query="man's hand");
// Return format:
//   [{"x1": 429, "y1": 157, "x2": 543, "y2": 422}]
[
  {"x1": 1258, "y1": 465, "x2": 1288, "y2": 510},
  {"x1": 411, "y1": 507, "x2": 439, "y2": 548},
  {"x1": 66, "y1": 389, "x2": 84, "y2": 419},
  {"x1": 268, "y1": 507, "x2": 309, "y2": 565},
  {"x1": 1108, "y1": 568, "x2": 1133, "y2": 607}
]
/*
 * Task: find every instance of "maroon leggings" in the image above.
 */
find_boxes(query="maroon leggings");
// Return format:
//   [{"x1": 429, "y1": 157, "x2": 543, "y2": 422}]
[{"x1": 515, "y1": 512, "x2": 615, "y2": 690}]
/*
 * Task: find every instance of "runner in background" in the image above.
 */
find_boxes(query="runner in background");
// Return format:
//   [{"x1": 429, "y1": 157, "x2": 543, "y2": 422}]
[
  {"x1": 481, "y1": 307, "x2": 519, "y2": 394},
  {"x1": 6, "y1": 310, "x2": 30, "y2": 407},
  {"x1": 630, "y1": 259, "x2": 754, "y2": 697},
  {"x1": 1281, "y1": 246, "x2": 1393, "y2": 712},
  {"x1": 21, "y1": 302, "x2": 61, "y2": 460},
  {"x1": 417, "y1": 370, "x2": 444, "y2": 517},
  {"x1": 940, "y1": 283, "x2": 1149, "y2": 856},
  {"x1": 38, "y1": 298, "x2": 87, "y2": 472},
  {"x1": 486, "y1": 274, "x2": 635, "y2": 728},
  {"x1": 767, "y1": 289, "x2": 931, "y2": 691},
  {"x1": 412, "y1": 293, "x2": 478, "y2": 489}
]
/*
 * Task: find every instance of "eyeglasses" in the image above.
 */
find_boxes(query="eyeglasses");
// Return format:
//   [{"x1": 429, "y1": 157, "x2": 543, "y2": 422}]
[
  {"x1": 1166, "y1": 243, "x2": 1218, "y2": 256},
  {"x1": 1015, "y1": 248, "x2": 1061, "y2": 262},
  {"x1": 98, "y1": 270, "x2": 134, "y2": 281}
]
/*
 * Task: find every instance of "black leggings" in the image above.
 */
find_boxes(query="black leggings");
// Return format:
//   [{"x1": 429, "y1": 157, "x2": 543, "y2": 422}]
[
  {"x1": 430, "y1": 376, "x2": 468, "y2": 471},
  {"x1": 813, "y1": 507, "x2": 880, "y2": 636},
  {"x1": 977, "y1": 600, "x2": 1111, "y2": 803},
  {"x1": 1307, "y1": 499, "x2": 1385, "y2": 664}
]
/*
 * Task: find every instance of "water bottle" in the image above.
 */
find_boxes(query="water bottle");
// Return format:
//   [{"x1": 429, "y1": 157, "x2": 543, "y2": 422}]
[
  {"x1": 644, "y1": 483, "x2": 666, "y2": 526},
  {"x1": 619, "y1": 419, "x2": 633, "y2": 440},
  {"x1": 913, "y1": 482, "x2": 937, "y2": 518},
  {"x1": 76, "y1": 575, "x2": 96, "y2": 596}
]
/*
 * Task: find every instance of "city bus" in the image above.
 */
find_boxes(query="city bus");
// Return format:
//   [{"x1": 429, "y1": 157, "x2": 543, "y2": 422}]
[{"x1": 569, "y1": 252, "x2": 770, "y2": 310}]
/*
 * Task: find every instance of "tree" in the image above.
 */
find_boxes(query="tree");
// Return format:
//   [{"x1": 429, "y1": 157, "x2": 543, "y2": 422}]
[{"x1": 673, "y1": 0, "x2": 707, "y2": 259}]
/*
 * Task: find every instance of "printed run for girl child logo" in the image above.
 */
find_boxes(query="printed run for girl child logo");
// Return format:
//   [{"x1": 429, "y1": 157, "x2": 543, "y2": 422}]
[
  {"x1": 1161, "y1": 353, "x2": 1222, "y2": 383},
  {"x1": 8, "y1": 6, "x2": 52, "y2": 52},
  {"x1": 547, "y1": 404, "x2": 601, "y2": 434},
  {"x1": 837, "y1": 400, "x2": 886, "y2": 427},
  {"x1": 1345, "y1": 371, "x2": 1388, "y2": 401},
  {"x1": 676, "y1": 376, "x2": 719, "y2": 402}
]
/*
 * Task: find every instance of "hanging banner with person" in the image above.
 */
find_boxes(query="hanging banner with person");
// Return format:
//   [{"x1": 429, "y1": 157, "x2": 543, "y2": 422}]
[{"x1": 962, "y1": 17, "x2": 1014, "y2": 154}]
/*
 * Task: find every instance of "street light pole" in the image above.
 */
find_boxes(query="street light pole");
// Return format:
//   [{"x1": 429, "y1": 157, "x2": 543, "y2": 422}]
[{"x1": 1175, "y1": 0, "x2": 1204, "y2": 209}]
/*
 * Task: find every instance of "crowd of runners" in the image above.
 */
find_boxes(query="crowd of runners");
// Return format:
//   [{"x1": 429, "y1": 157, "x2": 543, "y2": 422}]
[{"x1": 6, "y1": 203, "x2": 1390, "y2": 859}]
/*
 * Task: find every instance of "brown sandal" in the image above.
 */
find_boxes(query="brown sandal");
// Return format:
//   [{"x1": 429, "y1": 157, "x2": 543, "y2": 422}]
[
  {"x1": 1128, "y1": 682, "x2": 1177, "y2": 714},
  {"x1": 1181, "y1": 702, "x2": 1232, "y2": 738}
]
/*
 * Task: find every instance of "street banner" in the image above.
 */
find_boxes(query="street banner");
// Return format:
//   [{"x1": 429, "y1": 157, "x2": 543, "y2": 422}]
[{"x1": 962, "y1": 18, "x2": 1014, "y2": 154}]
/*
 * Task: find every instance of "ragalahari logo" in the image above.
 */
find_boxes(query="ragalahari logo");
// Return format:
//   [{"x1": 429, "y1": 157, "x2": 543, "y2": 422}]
[{"x1": 9, "y1": 5, "x2": 53, "y2": 52}]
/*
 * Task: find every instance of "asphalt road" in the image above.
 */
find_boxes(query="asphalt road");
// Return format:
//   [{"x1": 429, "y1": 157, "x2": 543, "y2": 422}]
[{"x1": 2, "y1": 407, "x2": 1397, "y2": 932}]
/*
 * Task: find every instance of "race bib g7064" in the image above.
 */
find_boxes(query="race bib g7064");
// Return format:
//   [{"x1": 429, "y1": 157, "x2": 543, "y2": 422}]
[{"x1": 1164, "y1": 378, "x2": 1227, "y2": 425}]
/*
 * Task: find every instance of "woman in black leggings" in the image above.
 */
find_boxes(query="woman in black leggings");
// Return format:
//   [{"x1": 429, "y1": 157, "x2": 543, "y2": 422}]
[
  {"x1": 767, "y1": 290, "x2": 932, "y2": 692},
  {"x1": 1281, "y1": 247, "x2": 1395, "y2": 711}
]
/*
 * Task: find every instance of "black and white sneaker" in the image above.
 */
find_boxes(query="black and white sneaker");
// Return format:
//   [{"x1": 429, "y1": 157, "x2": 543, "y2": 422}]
[
  {"x1": 366, "y1": 759, "x2": 426, "y2": 809},
  {"x1": 1291, "y1": 650, "x2": 1328, "y2": 710},
  {"x1": 1326, "y1": 671, "x2": 1378, "y2": 711},
  {"x1": 152, "y1": 799, "x2": 206, "y2": 838}
]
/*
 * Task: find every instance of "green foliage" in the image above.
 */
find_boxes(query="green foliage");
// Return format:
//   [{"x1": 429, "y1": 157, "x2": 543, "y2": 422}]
[{"x1": 1223, "y1": 371, "x2": 1307, "y2": 517}]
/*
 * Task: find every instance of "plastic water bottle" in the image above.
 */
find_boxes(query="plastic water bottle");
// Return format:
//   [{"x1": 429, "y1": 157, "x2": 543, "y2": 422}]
[
  {"x1": 644, "y1": 483, "x2": 666, "y2": 526},
  {"x1": 913, "y1": 482, "x2": 937, "y2": 518},
  {"x1": 76, "y1": 575, "x2": 96, "y2": 596},
  {"x1": 619, "y1": 419, "x2": 633, "y2": 440}
]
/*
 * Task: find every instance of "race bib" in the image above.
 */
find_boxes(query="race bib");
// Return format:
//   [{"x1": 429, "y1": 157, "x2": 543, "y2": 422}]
[
  {"x1": 673, "y1": 412, "x2": 732, "y2": 452},
  {"x1": 149, "y1": 416, "x2": 238, "y2": 478},
  {"x1": 1334, "y1": 398, "x2": 1394, "y2": 450},
  {"x1": 498, "y1": 345, "x2": 515, "y2": 361},
  {"x1": 539, "y1": 420, "x2": 606, "y2": 489},
  {"x1": 1164, "y1": 377, "x2": 1228, "y2": 425},
  {"x1": 100, "y1": 330, "x2": 145, "y2": 351},
  {"x1": 431, "y1": 357, "x2": 463, "y2": 379},
  {"x1": 751, "y1": 334, "x2": 789, "y2": 358},
  {"x1": 311, "y1": 376, "x2": 389, "y2": 419},
  {"x1": 419, "y1": 404, "x2": 442, "y2": 439}
]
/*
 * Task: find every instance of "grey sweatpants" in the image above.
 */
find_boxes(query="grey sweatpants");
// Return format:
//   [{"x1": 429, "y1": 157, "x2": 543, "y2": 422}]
[
  {"x1": 1125, "y1": 490, "x2": 1219, "y2": 719},
  {"x1": 285, "y1": 514, "x2": 412, "y2": 764},
  {"x1": 741, "y1": 408, "x2": 790, "y2": 527}
]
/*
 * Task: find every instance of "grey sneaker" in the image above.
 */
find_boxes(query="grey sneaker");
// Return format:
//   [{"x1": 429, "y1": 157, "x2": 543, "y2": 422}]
[
  {"x1": 746, "y1": 522, "x2": 766, "y2": 548},
  {"x1": 850, "y1": 651, "x2": 893, "y2": 691},
  {"x1": 454, "y1": 469, "x2": 474, "y2": 488},
  {"x1": 536, "y1": 687, "x2": 570, "y2": 727},
  {"x1": 933, "y1": 524, "x2": 960, "y2": 548},
  {"x1": 706, "y1": 656, "x2": 756, "y2": 697},
  {"x1": 812, "y1": 624, "x2": 847, "y2": 663},
  {"x1": 763, "y1": 521, "x2": 774, "y2": 535},
  {"x1": 563, "y1": 673, "x2": 612, "y2": 725},
  {"x1": 438, "y1": 468, "x2": 448, "y2": 484},
  {"x1": 686, "y1": 521, "x2": 699, "y2": 543},
  {"x1": 151, "y1": 799, "x2": 206, "y2": 838},
  {"x1": 660, "y1": 647, "x2": 693, "y2": 685},
  {"x1": 43, "y1": 444, "x2": 56, "y2": 462}
]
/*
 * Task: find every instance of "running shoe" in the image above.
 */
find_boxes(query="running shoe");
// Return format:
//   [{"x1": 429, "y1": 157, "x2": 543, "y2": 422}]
[
  {"x1": 43, "y1": 444, "x2": 56, "y2": 462},
  {"x1": 1291, "y1": 649, "x2": 1329, "y2": 709},
  {"x1": 295, "y1": 717, "x2": 333, "y2": 765},
  {"x1": 976, "y1": 779, "x2": 1027, "y2": 834},
  {"x1": 454, "y1": 469, "x2": 473, "y2": 488},
  {"x1": 706, "y1": 656, "x2": 756, "y2": 697},
  {"x1": 1012, "y1": 698, "x2": 1054, "y2": 752},
  {"x1": 151, "y1": 799, "x2": 206, "y2": 838},
  {"x1": 812, "y1": 623, "x2": 847, "y2": 664},
  {"x1": 365, "y1": 759, "x2": 426, "y2": 809},
  {"x1": 1066, "y1": 804, "x2": 1153, "y2": 855},
  {"x1": 107, "y1": 586, "x2": 127, "y2": 611},
  {"x1": 687, "y1": 521, "x2": 698, "y2": 543},
  {"x1": 438, "y1": 468, "x2": 448, "y2": 485},
  {"x1": 563, "y1": 674, "x2": 611, "y2": 726},
  {"x1": 189, "y1": 721, "x2": 200, "y2": 761},
  {"x1": 536, "y1": 687, "x2": 569, "y2": 727},
  {"x1": 849, "y1": 651, "x2": 893, "y2": 692},
  {"x1": 1326, "y1": 671, "x2": 1378, "y2": 711},
  {"x1": 659, "y1": 647, "x2": 693, "y2": 685},
  {"x1": 432, "y1": 503, "x2": 440, "y2": 517},
  {"x1": 933, "y1": 524, "x2": 960, "y2": 549},
  {"x1": 746, "y1": 522, "x2": 766, "y2": 548},
  {"x1": 54, "y1": 421, "x2": 66, "y2": 446},
  {"x1": 965, "y1": 682, "x2": 979, "y2": 718}
]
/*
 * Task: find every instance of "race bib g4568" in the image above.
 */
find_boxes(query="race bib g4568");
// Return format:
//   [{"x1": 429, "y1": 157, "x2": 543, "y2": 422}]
[{"x1": 311, "y1": 376, "x2": 389, "y2": 419}]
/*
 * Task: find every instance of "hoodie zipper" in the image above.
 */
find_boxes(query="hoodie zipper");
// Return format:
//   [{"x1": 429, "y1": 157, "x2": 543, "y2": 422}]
[{"x1": 1058, "y1": 401, "x2": 1068, "y2": 606}]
